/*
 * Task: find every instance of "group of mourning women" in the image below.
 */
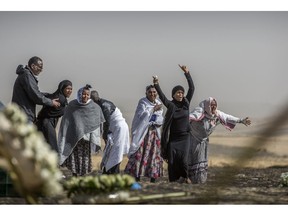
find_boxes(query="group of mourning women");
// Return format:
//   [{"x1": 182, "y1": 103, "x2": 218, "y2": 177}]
[
  {"x1": 125, "y1": 64, "x2": 251, "y2": 184},
  {"x1": 12, "y1": 56, "x2": 251, "y2": 184}
]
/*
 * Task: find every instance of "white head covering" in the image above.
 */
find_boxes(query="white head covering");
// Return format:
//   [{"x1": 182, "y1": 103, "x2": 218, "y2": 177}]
[
  {"x1": 77, "y1": 85, "x2": 92, "y2": 105},
  {"x1": 190, "y1": 97, "x2": 240, "y2": 130}
]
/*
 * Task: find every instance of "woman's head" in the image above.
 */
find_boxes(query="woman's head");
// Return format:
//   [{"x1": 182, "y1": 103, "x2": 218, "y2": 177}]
[
  {"x1": 90, "y1": 90, "x2": 100, "y2": 103},
  {"x1": 172, "y1": 85, "x2": 185, "y2": 102},
  {"x1": 145, "y1": 85, "x2": 157, "y2": 103},
  {"x1": 77, "y1": 84, "x2": 92, "y2": 104},
  {"x1": 58, "y1": 80, "x2": 73, "y2": 98},
  {"x1": 203, "y1": 97, "x2": 217, "y2": 115}
]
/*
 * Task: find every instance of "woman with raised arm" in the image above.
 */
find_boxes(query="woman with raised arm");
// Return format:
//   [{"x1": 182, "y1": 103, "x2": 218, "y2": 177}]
[
  {"x1": 188, "y1": 97, "x2": 251, "y2": 184},
  {"x1": 153, "y1": 64, "x2": 195, "y2": 183}
]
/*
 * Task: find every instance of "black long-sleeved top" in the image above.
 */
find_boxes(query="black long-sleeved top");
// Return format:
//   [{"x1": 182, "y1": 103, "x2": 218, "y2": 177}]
[
  {"x1": 154, "y1": 72, "x2": 195, "y2": 159},
  {"x1": 95, "y1": 98, "x2": 116, "y2": 140}
]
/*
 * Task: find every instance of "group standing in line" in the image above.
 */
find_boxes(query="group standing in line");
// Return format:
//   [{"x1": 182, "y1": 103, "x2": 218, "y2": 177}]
[{"x1": 10, "y1": 56, "x2": 252, "y2": 183}]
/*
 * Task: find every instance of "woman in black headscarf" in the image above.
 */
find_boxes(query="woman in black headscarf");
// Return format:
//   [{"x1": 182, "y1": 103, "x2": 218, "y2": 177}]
[
  {"x1": 36, "y1": 80, "x2": 73, "y2": 152},
  {"x1": 153, "y1": 64, "x2": 195, "y2": 183}
]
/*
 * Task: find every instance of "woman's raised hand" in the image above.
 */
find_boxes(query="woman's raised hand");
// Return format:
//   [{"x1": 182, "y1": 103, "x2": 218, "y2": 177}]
[
  {"x1": 178, "y1": 64, "x2": 189, "y2": 73},
  {"x1": 153, "y1": 75, "x2": 159, "y2": 84}
]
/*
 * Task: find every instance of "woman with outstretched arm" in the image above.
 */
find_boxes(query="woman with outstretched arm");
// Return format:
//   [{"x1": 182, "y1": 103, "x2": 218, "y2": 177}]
[{"x1": 188, "y1": 97, "x2": 251, "y2": 184}]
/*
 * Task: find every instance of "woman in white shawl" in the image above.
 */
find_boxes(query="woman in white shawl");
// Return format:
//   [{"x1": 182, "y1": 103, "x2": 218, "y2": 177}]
[
  {"x1": 90, "y1": 90, "x2": 130, "y2": 174},
  {"x1": 58, "y1": 84, "x2": 105, "y2": 177},
  {"x1": 124, "y1": 85, "x2": 164, "y2": 183},
  {"x1": 188, "y1": 97, "x2": 251, "y2": 184}
]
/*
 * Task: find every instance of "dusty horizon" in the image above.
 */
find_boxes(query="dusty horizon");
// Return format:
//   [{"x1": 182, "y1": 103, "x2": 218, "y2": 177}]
[{"x1": 1, "y1": 11, "x2": 288, "y2": 128}]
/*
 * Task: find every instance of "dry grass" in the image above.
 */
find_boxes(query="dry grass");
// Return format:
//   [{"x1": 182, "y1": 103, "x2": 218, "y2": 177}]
[
  {"x1": 209, "y1": 135, "x2": 288, "y2": 168},
  {"x1": 92, "y1": 134, "x2": 288, "y2": 173}
]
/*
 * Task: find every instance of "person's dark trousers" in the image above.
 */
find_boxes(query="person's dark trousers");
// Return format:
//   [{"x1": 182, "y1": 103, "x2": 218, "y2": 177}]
[{"x1": 36, "y1": 118, "x2": 58, "y2": 152}]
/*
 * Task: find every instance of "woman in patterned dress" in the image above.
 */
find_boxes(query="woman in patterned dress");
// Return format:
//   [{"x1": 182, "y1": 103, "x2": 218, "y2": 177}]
[
  {"x1": 124, "y1": 85, "x2": 164, "y2": 183},
  {"x1": 58, "y1": 84, "x2": 105, "y2": 176}
]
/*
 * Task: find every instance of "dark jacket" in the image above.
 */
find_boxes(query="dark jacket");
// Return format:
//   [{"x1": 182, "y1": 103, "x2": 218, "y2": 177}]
[
  {"x1": 95, "y1": 98, "x2": 116, "y2": 140},
  {"x1": 154, "y1": 72, "x2": 195, "y2": 159},
  {"x1": 12, "y1": 65, "x2": 53, "y2": 122}
]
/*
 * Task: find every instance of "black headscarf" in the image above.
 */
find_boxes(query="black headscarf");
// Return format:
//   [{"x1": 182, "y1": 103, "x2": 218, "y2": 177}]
[
  {"x1": 37, "y1": 80, "x2": 72, "y2": 119},
  {"x1": 171, "y1": 85, "x2": 185, "y2": 97},
  {"x1": 52, "y1": 80, "x2": 73, "y2": 98}
]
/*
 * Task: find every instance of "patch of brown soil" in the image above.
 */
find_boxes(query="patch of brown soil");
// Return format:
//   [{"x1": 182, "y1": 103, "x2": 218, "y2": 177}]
[{"x1": 1, "y1": 135, "x2": 288, "y2": 204}]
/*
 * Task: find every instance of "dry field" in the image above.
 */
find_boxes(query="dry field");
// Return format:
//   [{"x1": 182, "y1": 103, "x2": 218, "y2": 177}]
[
  {"x1": 91, "y1": 135, "x2": 288, "y2": 171},
  {"x1": 1, "y1": 119, "x2": 288, "y2": 204}
]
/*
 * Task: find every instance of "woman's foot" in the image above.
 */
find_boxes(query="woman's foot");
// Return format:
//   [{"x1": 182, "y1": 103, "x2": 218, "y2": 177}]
[
  {"x1": 135, "y1": 177, "x2": 140, "y2": 182},
  {"x1": 150, "y1": 178, "x2": 156, "y2": 183},
  {"x1": 177, "y1": 177, "x2": 191, "y2": 184}
]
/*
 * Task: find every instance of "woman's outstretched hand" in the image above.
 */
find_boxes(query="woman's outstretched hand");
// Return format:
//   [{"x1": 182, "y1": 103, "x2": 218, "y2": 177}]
[
  {"x1": 241, "y1": 117, "x2": 251, "y2": 126},
  {"x1": 178, "y1": 64, "x2": 189, "y2": 73}
]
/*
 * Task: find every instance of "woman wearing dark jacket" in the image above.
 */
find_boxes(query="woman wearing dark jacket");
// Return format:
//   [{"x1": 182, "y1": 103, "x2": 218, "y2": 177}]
[
  {"x1": 36, "y1": 80, "x2": 72, "y2": 152},
  {"x1": 153, "y1": 64, "x2": 195, "y2": 183}
]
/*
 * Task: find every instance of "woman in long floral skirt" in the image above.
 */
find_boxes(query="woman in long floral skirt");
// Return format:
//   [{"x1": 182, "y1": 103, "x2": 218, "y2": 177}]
[{"x1": 125, "y1": 85, "x2": 164, "y2": 183}]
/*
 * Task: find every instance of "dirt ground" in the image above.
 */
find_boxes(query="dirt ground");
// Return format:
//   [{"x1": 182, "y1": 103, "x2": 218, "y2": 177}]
[{"x1": 1, "y1": 122, "x2": 288, "y2": 204}]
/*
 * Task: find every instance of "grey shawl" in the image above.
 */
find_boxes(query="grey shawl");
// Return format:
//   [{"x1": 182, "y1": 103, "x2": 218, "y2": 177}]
[{"x1": 58, "y1": 99, "x2": 105, "y2": 165}]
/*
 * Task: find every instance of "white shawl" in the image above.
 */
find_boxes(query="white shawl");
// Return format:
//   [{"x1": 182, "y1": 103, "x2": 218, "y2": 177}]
[
  {"x1": 101, "y1": 107, "x2": 130, "y2": 171},
  {"x1": 128, "y1": 97, "x2": 163, "y2": 157},
  {"x1": 189, "y1": 97, "x2": 241, "y2": 131}
]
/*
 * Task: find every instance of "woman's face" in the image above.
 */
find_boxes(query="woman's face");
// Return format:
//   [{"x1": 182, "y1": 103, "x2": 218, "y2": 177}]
[
  {"x1": 63, "y1": 85, "x2": 73, "y2": 98},
  {"x1": 81, "y1": 89, "x2": 90, "y2": 103},
  {"x1": 146, "y1": 87, "x2": 157, "y2": 103},
  {"x1": 173, "y1": 90, "x2": 184, "y2": 102},
  {"x1": 210, "y1": 100, "x2": 217, "y2": 114}
]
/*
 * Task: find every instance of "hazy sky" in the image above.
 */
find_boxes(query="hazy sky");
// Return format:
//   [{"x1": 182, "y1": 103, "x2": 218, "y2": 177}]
[{"x1": 1, "y1": 11, "x2": 288, "y2": 125}]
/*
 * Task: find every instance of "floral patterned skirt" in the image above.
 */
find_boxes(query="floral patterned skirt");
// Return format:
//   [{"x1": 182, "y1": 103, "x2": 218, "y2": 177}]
[
  {"x1": 124, "y1": 127, "x2": 163, "y2": 179},
  {"x1": 63, "y1": 138, "x2": 92, "y2": 176}
]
